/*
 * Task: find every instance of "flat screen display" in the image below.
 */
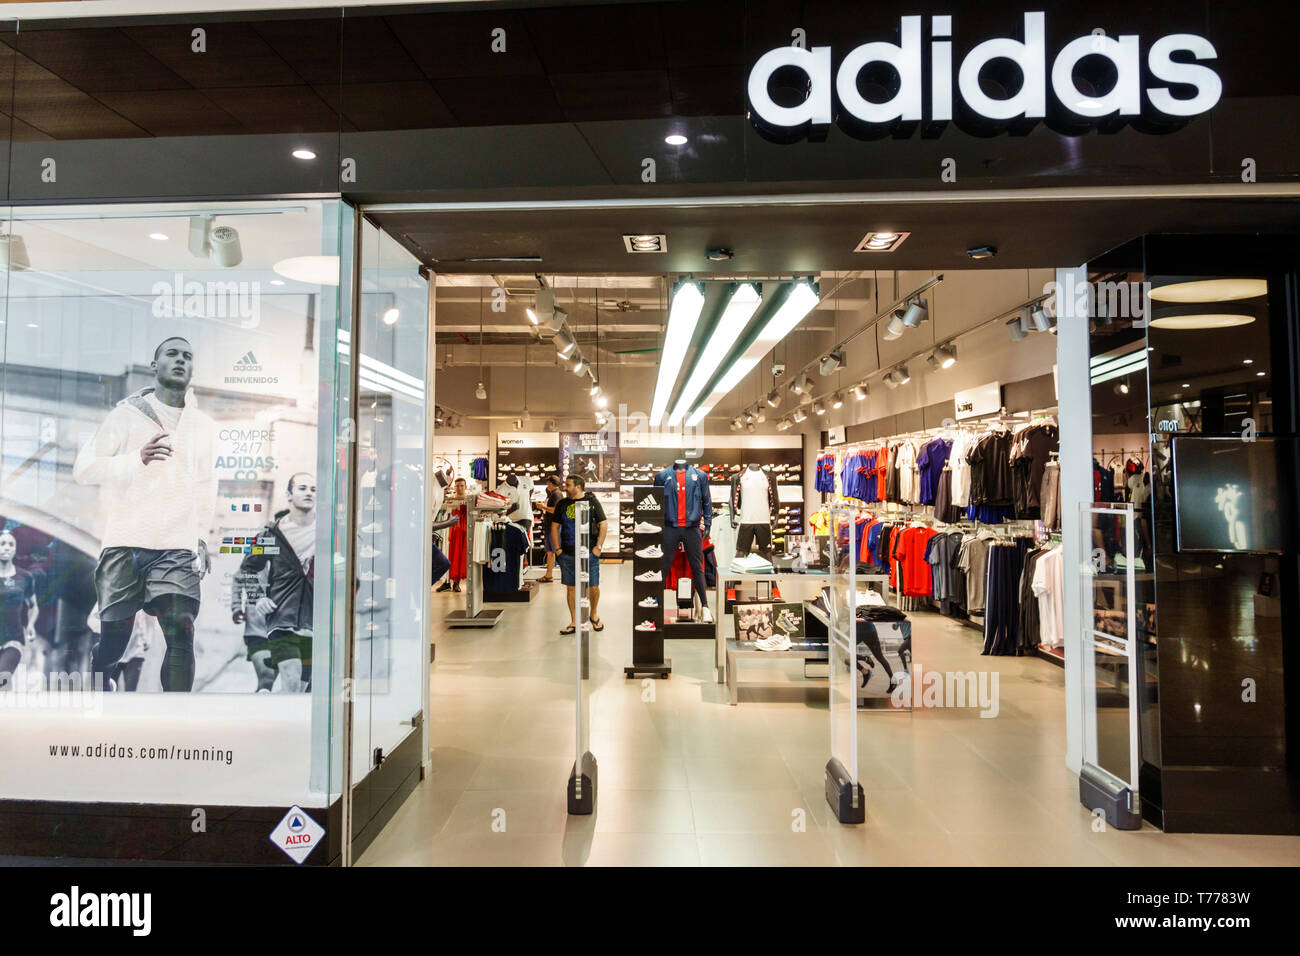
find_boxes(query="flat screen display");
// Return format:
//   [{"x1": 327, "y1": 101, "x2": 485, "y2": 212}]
[{"x1": 1172, "y1": 437, "x2": 1291, "y2": 554}]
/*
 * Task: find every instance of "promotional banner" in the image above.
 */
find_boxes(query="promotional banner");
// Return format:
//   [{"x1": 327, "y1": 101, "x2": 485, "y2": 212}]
[{"x1": 560, "y1": 431, "x2": 620, "y2": 491}]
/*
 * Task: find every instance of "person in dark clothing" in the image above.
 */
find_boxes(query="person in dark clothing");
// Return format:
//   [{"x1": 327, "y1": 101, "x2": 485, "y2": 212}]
[
  {"x1": 231, "y1": 563, "x2": 276, "y2": 692},
  {"x1": 0, "y1": 531, "x2": 38, "y2": 689},
  {"x1": 539, "y1": 474, "x2": 562, "y2": 583},
  {"x1": 238, "y1": 473, "x2": 316, "y2": 692}
]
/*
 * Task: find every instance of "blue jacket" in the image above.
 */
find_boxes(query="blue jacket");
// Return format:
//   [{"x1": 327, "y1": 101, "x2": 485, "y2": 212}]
[{"x1": 654, "y1": 465, "x2": 713, "y2": 534}]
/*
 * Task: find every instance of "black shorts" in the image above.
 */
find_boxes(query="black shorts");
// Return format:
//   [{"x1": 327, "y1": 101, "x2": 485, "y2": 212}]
[
  {"x1": 95, "y1": 547, "x2": 201, "y2": 623},
  {"x1": 245, "y1": 634, "x2": 272, "y2": 661},
  {"x1": 268, "y1": 629, "x2": 312, "y2": 668}
]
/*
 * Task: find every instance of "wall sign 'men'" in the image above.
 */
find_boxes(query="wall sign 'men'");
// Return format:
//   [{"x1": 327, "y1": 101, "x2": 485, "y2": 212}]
[{"x1": 747, "y1": 12, "x2": 1222, "y2": 137}]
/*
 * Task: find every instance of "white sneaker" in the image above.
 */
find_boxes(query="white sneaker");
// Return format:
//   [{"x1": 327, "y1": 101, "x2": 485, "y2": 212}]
[
  {"x1": 634, "y1": 570, "x2": 662, "y2": 582},
  {"x1": 360, "y1": 521, "x2": 383, "y2": 534},
  {"x1": 361, "y1": 597, "x2": 378, "y2": 610},
  {"x1": 364, "y1": 495, "x2": 380, "y2": 512},
  {"x1": 701, "y1": 606, "x2": 714, "y2": 624},
  {"x1": 359, "y1": 571, "x2": 381, "y2": 582},
  {"x1": 635, "y1": 621, "x2": 657, "y2": 631},
  {"x1": 638, "y1": 596, "x2": 659, "y2": 607},
  {"x1": 634, "y1": 544, "x2": 663, "y2": 558},
  {"x1": 359, "y1": 544, "x2": 380, "y2": 558},
  {"x1": 633, "y1": 521, "x2": 661, "y2": 534}
]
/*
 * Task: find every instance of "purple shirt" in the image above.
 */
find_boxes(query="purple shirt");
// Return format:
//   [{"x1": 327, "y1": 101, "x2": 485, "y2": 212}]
[{"x1": 916, "y1": 438, "x2": 953, "y2": 505}]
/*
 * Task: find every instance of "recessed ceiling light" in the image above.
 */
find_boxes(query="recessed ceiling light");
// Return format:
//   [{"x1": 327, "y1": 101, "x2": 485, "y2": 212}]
[
  {"x1": 292, "y1": 148, "x2": 317, "y2": 160},
  {"x1": 854, "y1": 231, "x2": 910, "y2": 253},
  {"x1": 273, "y1": 255, "x2": 340, "y2": 286},
  {"x1": 148, "y1": 232, "x2": 168, "y2": 241},
  {"x1": 382, "y1": 307, "x2": 400, "y2": 326},
  {"x1": 270, "y1": 279, "x2": 285, "y2": 286},
  {"x1": 1149, "y1": 314, "x2": 1256, "y2": 330},
  {"x1": 1257, "y1": 371, "x2": 1266, "y2": 376},
  {"x1": 966, "y1": 245, "x2": 997, "y2": 260},
  {"x1": 665, "y1": 134, "x2": 688, "y2": 146},
  {"x1": 623, "y1": 234, "x2": 667, "y2": 253},
  {"x1": 1149, "y1": 278, "x2": 1267, "y2": 302},
  {"x1": 1181, "y1": 383, "x2": 1190, "y2": 388},
  {"x1": 1243, "y1": 358, "x2": 1254, "y2": 364}
]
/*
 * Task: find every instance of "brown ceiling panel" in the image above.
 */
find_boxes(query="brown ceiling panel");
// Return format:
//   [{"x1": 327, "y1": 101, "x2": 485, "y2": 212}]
[
  {"x1": 521, "y1": 4, "x2": 667, "y2": 74},
  {"x1": 203, "y1": 84, "x2": 339, "y2": 134},
  {"x1": 123, "y1": 23, "x2": 307, "y2": 90},
  {"x1": 431, "y1": 75, "x2": 563, "y2": 126},
  {"x1": 12, "y1": 57, "x2": 146, "y2": 139},
  {"x1": 669, "y1": 65, "x2": 746, "y2": 116},
  {"x1": 248, "y1": 16, "x2": 343, "y2": 89},
  {"x1": 382, "y1": 11, "x2": 547, "y2": 81},
  {"x1": 549, "y1": 70, "x2": 672, "y2": 122},
  {"x1": 7, "y1": 27, "x2": 187, "y2": 93},
  {"x1": 93, "y1": 89, "x2": 246, "y2": 137},
  {"x1": 339, "y1": 16, "x2": 425, "y2": 85},
  {"x1": 327, "y1": 81, "x2": 457, "y2": 131}
]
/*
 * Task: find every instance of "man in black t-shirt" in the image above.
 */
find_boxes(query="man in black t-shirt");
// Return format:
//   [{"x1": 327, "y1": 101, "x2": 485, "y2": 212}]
[
  {"x1": 539, "y1": 474, "x2": 561, "y2": 583},
  {"x1": 551, "y1": 475, "x2": 607, "y2": 635}
]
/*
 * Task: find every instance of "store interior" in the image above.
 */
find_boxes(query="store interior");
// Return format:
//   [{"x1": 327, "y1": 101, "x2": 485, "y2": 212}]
[{"x1": 353, "y1": 200, "x2": 1300, "y2": 864}]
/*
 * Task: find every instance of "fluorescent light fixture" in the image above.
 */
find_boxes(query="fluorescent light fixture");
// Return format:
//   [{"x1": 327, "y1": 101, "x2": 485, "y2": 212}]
[
  {"x1": 901, "y1": 299, "x2": 928, "y2": 328},
  {"x1": 273, "y1": 255, "x2": 340, "y2": 286},
  {"x1": 1244, "y1": 358, "x2": 1254, "y2": 364},
  {"x1": 1149, "y1": 313, "x2": 1256, "y2": 330},
  {"x1": 1089, "y1": 345, "x2": 1148, "y2": 386},
  {"x1": 552, "y1": 327, "x2": 578, "y2": 358},
  {"x1": 650, "y1": 280, "x2": 705, "y2": 426},
  {"x1": 670, "y1": 282, "x2": 763, "y2": 426},
  {"x1": 682, "y1": 279, "x2": 816, "y2": 427},
  {"x1": 1149, "y1": 278, "x2": 1266, "y2": 303}
]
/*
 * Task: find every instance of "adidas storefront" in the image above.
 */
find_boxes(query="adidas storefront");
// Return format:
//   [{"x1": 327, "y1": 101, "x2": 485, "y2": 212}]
[{"x1": 0, "y1": 0, "x2": 1295, "y2": 894}]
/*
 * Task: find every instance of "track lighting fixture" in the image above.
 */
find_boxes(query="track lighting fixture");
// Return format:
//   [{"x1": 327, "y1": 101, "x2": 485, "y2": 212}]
[
  {"x1": 900, "y1": 298, "x2": 928, "y2": 329},
  {"x1": 571, "y1": 357, "x2": 590, "y2": 376},
  {"x1": 766, "y1": 389, "x2": 781, "y2": 408},
  {"x1": 1030, "y1": 303, "x2": 1055, "y2": 331},
  {"x1": 1007, "y1": 312, "x2": 1029, "y2": 341},
  {"x1": 818, "y1": 350, "x2": 845, "y2": 376},
  {"x1": 851, "y1": 383, "x2": 869, "y2": 401},
  {"x1": 475, "y1": 381, "x2": 487, "y2": 400},
  {"x1": 882, "y1": 308, "x2": 906, "y2": 341},
  {"x1": 589, "y1": 383, "x2": 601, "y2": 398},
  {"x1": 830, "y1": 391, "x2": 844, "y2": 409},
  {"x1": 0, "y1": 232, "x2": 30, "y2": 271},
  {"x1": 792, "y1": 407, "x2": 808, "y2": 423},
  {"x1": 813, "y1": 400, "x2": 827, "y2": 416},
  {"x1": 928, "y1": 343, "x2": 957, "y2": 370},
  {"x1": 552, "y1": 327, "x2": 577, "y2": 358}
]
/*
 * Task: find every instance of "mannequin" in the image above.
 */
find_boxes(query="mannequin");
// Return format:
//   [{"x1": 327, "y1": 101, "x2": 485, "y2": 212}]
[
  {"x1": 497, "y1": 473, "x2": 534, "y2": 535},
  {"x1": 730, "y1": 463, "x2": 778, "y2": 559},
  {"x1": 653, "y1": 459, "x2": 713, "y2": 621}
]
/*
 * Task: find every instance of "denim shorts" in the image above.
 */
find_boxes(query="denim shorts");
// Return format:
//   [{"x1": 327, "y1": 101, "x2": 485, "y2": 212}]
[{"x1": 558, "y1": 552, "x2": 599, "y2": 587}]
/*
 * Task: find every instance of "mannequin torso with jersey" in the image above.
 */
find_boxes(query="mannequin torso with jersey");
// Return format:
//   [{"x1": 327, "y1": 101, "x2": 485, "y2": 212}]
[{"x1": 730, "y1": 463, "x2": 778, "y2": 558}]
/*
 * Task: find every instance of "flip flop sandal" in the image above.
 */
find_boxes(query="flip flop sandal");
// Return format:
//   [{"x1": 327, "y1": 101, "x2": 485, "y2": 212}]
[
  {"x1": 560, "y1": 625, "x2": 576, "y2": 635},
  {"x1": 592, "y1": 618, "x2": 604, "y2": 631}
]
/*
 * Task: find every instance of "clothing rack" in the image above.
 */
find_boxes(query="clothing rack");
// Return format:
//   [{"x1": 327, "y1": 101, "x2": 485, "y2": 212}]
[{"x1": 444, "y1": 495, "x2": 509, "y2": 629}]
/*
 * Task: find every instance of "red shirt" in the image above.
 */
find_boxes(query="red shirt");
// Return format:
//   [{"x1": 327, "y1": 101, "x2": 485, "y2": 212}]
[{"x1": 675, "y1": 470, "x2": 688, "y2": 526}]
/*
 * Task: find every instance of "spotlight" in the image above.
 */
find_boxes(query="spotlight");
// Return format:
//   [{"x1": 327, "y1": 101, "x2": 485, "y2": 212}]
[
  {"x1": 746, "y1": 422, "x2": 756, "y2": 433},
  {"x1": 755, "y1": 409, "x2": 766, "y2": 423},
  {"x1": 292, "y1": 148, "x2": 317, "y2": 160},
  {"x1": 572, "y1": 358, "x2": 590, "y2": 376},
  {"x1": 382, "y1": 306, "x2": 400, "y2": 326},
  {"x1": 792, "y1": 407, "x2": 808, "y2": 423},
  {"x1": 813, "y1": 400, "x2": 827, "y2": 416},
  {"x1": 589, "y1": 383, "x2": 601, "y2": 398},
  {"x1": 882, "y1": 309, "x2": 906, "y2": 340},
  {"x1": 475, "y1": 381, "x2": 487, "y2": 400},
  {"x1": 895, "y1": 364, "x2": 910, "y2": 384},
  {"x1": 209, "y1": 225, "x2": 242, "y2": 268},
  {"x1": 818, "y1": 350, "x2": 845, "y2": 376},
  {"x1": 1114, "y1": 381, "x2": 1130, "y2": 395},
  {"x1": 595, "y1": 394, "x2": 608, "y2": 409},
  {"x1": 790, "y1": 373, "x2": 813, "y2": 396},
  {"x1": 552, "y1": 327, "x2": 577, "y2": 357},
  {"x1": 1030, "y1": 304, "x2": 1055, "y2": 331},
  {"x1": 0, "y1": 233, "x2": 29, "y2": 271},
  {"x1": 766, "y1": 389, "x2": 781, "y2": 408},
  {"x1": 929, "y1": 343, "x2": 957, "y2": 370},
  {"x1": 730, "y1": 418, "x2": 743, "y2": 431},
  {"x1": 1007, "y1": 312, "x2": 1029, "y2": 341},
  {"x1": 744, "y1": 411, "x2": 754, "y2": 424},
  {"x1": 665, "y1": 133, "x2": 688, "y2": 146},
  {"x1": 831, "y1": 391, "x2": 844, "y2": 409},
  {"x1": 513, "y1": 419, "x2": 524, "y2": 430},
  {"x1": 900, "y1": 299, "x2": 927, "y2": 328},
  {"x1": 851, "y1": 383, "x2": 869, "y2": 401}
]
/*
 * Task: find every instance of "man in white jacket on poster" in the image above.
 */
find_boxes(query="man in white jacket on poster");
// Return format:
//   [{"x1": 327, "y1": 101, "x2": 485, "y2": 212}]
[{"x1": 74, "y1": 336, "x2": 217, "y2": 692}]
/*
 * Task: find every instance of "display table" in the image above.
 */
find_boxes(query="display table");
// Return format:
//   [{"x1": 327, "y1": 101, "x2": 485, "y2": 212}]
[
  {"x1": 712, "y1": 569, "x2": 891, "y2": 682},
  {"x1": 725, "y1": 639, "x2": 831, "y2": 705}
]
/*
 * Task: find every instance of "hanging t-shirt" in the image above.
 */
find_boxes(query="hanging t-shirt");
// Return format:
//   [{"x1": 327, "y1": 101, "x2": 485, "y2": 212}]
[
  {"x1": 557, "y1": 493, "x2": 606, "y2": 556},
  {"x1": 483, "y1": 524, "x2": 529, "y2": 594},
  {"x1": 738, "y1": 468, "x2": 770, "y2": 524}
]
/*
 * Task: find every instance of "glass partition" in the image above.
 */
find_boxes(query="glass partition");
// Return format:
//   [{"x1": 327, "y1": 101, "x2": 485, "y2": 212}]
[
  {"x1": 826, "y1": 505, "x2": 863, "y2": 823},
  {"x1": 0, "y1": 200, "x2": 348, "y2": 822}
]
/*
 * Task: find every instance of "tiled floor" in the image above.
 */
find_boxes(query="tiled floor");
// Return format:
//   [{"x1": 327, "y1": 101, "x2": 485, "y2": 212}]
[{"x1": 358, "y1": 563, "x2": 1300, "y2": 866}]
